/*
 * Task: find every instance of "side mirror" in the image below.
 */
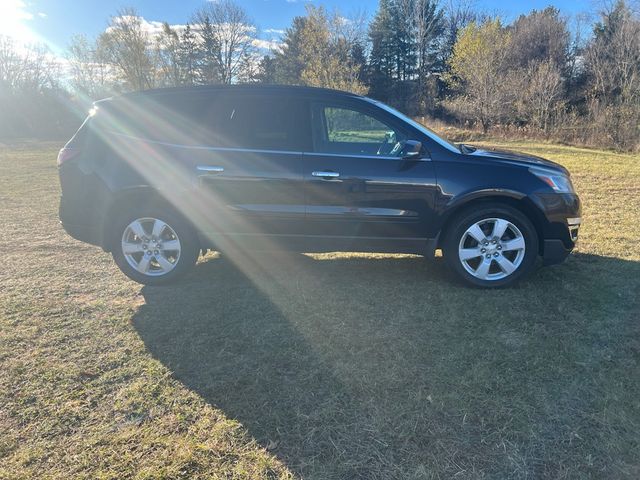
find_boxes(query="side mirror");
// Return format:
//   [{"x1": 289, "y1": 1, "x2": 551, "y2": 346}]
[{"x1": 401, "y1": 140, "x2": 423, "y2": 159}]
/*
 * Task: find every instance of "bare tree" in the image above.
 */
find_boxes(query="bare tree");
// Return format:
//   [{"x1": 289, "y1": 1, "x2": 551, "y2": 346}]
[
  {"x1": 506, "y1": 7, "x2": 570, "y2": 70},
  {"x1": 513, "y1": 60, "x2": 564, "y2": 132},
  {"x1": 156, "y1": 23, "x2": 183, "y2": 86},
  {"x1": 67, "y1": 34, "x2": 110, "y2": 99},
  {"x1": 193, "y1": 0, "x2": 257, "y2": 84},
  {"x1": 442, "y1": 0, "x2": 481, "y2": 58},
  {"x1": 98, "y1": 8, "x2": 159, "y2": 91},
  {"x1": 0, "y1": 36, "x2": 28, "y2": 91},
  {"x1": 584, "y1": 0, "x2": 640, "y2": 149},
  {"x1": 586, "y1": 1, "x2": 640, "y2": 105},
  {"x1": 0, "y1": 36, "x2": 58, "y2": 94}
]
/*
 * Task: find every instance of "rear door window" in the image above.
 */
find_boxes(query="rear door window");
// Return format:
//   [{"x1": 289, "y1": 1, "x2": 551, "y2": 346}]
[{"x1": 213, "y1": 96, "x2": 311, "y2": 151}]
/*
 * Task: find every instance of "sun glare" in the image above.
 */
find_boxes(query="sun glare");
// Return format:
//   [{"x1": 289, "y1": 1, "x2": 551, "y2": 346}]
[{"x1": 0, "y1": 0, "x2": 41, "y2": 45}]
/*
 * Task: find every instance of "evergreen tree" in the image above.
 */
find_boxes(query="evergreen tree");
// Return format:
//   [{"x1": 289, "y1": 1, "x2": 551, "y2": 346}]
[
  {"x1": 368, "y1": 0, "x2": 396, "y2": 100},
  {"x1": 179, "y1": 24, "x2": 199, "y2": 85}
]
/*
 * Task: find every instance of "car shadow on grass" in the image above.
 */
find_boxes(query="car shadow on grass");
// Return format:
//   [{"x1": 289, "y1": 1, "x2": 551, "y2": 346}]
[{"x1": 133, "y1": 252, "x2": 640, "y2": 479}]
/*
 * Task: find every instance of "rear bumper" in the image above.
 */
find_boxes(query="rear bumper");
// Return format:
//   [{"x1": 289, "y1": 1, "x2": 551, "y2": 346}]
[
  {"x1": 60, "y1": 220, "x2": 102, "y2": 247},
  {"x1": 59, "y1": 194, "x2": 104, "y2": 248}
]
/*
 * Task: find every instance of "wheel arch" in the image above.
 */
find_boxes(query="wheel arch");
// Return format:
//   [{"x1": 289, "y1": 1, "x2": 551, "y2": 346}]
[
  {"x1": 101, "y1": 187, "x2": 197, "y2": 252},
  {"x1": 437, "y1": 193, "x2": 547, "y2": 255}
]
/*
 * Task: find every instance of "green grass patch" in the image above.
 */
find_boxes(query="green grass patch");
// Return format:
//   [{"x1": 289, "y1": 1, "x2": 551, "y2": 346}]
[{"x1": 1, "y1": 141, "x2": 639, "y2": 479}]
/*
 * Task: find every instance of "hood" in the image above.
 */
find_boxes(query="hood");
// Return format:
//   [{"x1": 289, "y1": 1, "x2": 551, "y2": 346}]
[{"x1": 465, "y1": 147, "x2": 568, "y2": 174}]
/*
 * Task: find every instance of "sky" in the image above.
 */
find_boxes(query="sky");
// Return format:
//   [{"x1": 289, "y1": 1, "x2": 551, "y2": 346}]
[{"x1": 3, "y1": 0, "x2": 598, "y2": 56}]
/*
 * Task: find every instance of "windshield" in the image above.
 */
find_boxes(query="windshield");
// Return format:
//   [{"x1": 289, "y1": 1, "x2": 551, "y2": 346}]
[{"x1": 369, "y1": 99, "x2": 461, "y2": 154}]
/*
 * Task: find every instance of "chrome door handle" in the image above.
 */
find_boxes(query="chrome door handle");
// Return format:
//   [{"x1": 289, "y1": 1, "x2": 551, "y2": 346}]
[
  {"x1": 197, "y1": 165, "x2": 224, "y2": 174},
  {"x1": 312, "y1": 171, "x2": 340, "y2": 178}
]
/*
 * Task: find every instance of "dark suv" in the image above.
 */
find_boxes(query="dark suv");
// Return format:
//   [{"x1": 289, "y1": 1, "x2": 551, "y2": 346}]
[{"x1": 58, "y1": 85, "x2": 581, "y2": 287}]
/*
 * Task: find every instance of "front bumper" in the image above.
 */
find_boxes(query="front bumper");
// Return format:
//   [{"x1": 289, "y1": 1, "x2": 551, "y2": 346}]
[
  {"x1": 532, "y1": 193, "x2": 581, "y2": 265},
  {"x1": 543, "y1": 238, "x2": 573, "y2": 265},
  {"x1": 541, "y1": 214, "x2": 581, "y2": 265}
]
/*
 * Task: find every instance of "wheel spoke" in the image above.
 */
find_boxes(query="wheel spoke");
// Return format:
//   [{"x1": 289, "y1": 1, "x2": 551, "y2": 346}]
[
  {"x1": 162, "y1": 239, "x2": 180, "y2": 251},
  {"x1": 129, "y1": 220, "x2": 147, "y2": 239},
  {"x1": 460, "y1": 248, "x2": 482, "y2": 261},
  {"x1": 122, "y1": 217, "x2": 182, "y2": 277},
  {"x1": 496, "y1": 255, "x2": 516, "y2": 275},
  {"x1": 474, "y1": 258, "x2": 492, "y2": 279},
  {"x1": 492, "y1": 219, "x2": 509, "y2": 240},
  {"x1": 151, "y1": 219, "x2": 167, "y2": 238},
  {"x1": 467, "y1": 224, "x2": 487, "y2": 243},
  {"x1": 136, "y1": 255, "x2": 151, "y2": 273},
  {"x1": 122, "y1": 242, "x2": 144, "y2": 254},
  {"x1": 154, "y1": 254, "x2": 174, "y2": 271},
  {"x1": 502, "y1": 236, "x2": 525, "y2": 252}
]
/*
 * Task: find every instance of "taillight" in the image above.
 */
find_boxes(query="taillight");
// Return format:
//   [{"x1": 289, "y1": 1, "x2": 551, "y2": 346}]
[{"x1": 57, "y1": 147, "x2": 80, "y2": 167}]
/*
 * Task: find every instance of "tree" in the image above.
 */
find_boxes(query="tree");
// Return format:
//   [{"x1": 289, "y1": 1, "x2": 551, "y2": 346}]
[
  {"x1": 272, "y1": 6, "x2": 366, "y2": 94},
  {"x1": 507, "y1": 7, "x2": 570, "y2": 70},
  {"x1": 272, "y1": 16, "x2": 308, "y2": 84},
  {"x1": 192, "y1": 0, "x2": 257, "y2": 84},
  {"x1": 179, "y1": 24, "x2": 200, "y2": 85},
  {"x1": 446, "y1": 19, "x2": 511, "y2": 132},
  {"x1": 156, "y1": 23, "x2": 183, "y2": 86},
  {"x1": 1, "y1": 36, "x2": 77, "y2": 139},
  {"x1": 67, "y1": 34, "x2": 110, "y2": 99},
  {"x1": 584, "y1": 0, "x2": 640, "y2": 149},
  {"x1": 98, "y1": 8, "x2": 159, "y2": 91},
  {"x1": 402, "y1": 0, "x2": 445, "y2": 112},
  {"x1": 368, "y1": 0, "x2": 395, "y2": 98},
  {"x1": 0, "y1": 36, "x2": 26, "y2": 92},
  {"x1": 513, "y1": 60, "x2": 564, "y2": 131},
  {"x1": 441, "y1": 0, "x2": 480, "y2": 58},
  {"x1": 0, "y1": 36, "x2": 58, "y2": 94}
]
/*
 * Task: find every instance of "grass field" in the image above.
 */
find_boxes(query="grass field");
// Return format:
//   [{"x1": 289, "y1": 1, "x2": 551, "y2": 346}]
[{"x1": 1, "y1": 140, "x2": 639, "y2": 479}]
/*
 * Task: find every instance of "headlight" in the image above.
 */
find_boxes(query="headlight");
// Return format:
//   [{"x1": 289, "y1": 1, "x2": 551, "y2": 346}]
[{"x1": 530, "y1": 167, "x2": 574, "y2": 193}]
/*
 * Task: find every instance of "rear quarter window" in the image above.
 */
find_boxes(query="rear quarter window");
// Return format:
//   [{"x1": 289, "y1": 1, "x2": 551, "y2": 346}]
[{"x1": 96, "y1": 94, "x2": 215, "y2": 146}]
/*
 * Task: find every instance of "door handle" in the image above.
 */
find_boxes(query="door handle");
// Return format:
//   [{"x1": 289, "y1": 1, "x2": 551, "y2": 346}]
[
  {"x1": 197, "y1": 165, "x2": 224, "y2": 175},
  {"x1": 312, "y1": 171, "x2": 340, "y2": 178}
]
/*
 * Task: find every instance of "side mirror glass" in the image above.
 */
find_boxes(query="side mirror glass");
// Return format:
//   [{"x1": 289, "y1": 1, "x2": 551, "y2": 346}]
[{"x1": 401, "y1": 140, "x2": 423, "y2": 159}]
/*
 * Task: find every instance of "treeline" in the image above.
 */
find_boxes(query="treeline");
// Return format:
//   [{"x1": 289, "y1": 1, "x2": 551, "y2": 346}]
[{"x1": 0, "y1": 0, "x2": 638, "y2": 151}]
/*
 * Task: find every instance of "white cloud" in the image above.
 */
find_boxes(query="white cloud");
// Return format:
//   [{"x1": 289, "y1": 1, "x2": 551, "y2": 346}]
[
  {"x1": 108, "y1": 15, "x2": 188, "y2": 37},
  {"x1": 252, "y1": 38, "x2": 282, "y2": 52},
  {"x1": 37, "y1": 12, "x2": 47, "y2": 18},
  {"x1": 264, "y1": 28, "x2": 285, "y2": 35}
]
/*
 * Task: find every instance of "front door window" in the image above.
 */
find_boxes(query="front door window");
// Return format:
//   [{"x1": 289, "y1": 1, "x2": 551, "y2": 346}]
[{"x1": 316, "y1": 106, "x2": 405, "y2": 156}]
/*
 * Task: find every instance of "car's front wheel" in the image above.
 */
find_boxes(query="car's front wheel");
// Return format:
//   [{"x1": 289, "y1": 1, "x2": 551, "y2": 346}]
[
  {"x1": 443, "y1": 204, "x2": 539, "y2": 288},
  {"x1": 111, "y1": 208, "x2": 199, "y2": 285}
]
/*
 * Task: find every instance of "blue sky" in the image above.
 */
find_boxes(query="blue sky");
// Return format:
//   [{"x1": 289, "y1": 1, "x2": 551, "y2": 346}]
[{"x1": 5, "y1": 0, "x2": 596, "y2": 55}]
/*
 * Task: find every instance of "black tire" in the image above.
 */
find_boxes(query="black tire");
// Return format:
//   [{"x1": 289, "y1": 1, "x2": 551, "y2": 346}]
[
  {"x1": 442, "y1": 203, "x2": 539, "y2": 288},
  {"x1": 111, "y1": 206, "x2": 199, "y2": 286}
]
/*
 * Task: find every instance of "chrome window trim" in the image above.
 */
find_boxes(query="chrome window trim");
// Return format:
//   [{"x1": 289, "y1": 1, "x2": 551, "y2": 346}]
[
  {"x1": 107, "y1": 131, "x2": 303, "y2": 156},
  {"x1": 196, "y1": 165, "x2": 224, "y2": 173},
  {"x1": 107, "y1": 130, "x2": 430, "y2": 160},
  {"x1": 304, "y1": 151, "x2": 425, "y2": 161}
]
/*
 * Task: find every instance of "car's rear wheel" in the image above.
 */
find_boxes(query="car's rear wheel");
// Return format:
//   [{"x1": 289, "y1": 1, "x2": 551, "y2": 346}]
[
  {"x1": 443, "y1": 204, "x2": 538, "y2": 288},
  {"x1": 111, "y1": 208, "x2": 199, "y2": 285}
]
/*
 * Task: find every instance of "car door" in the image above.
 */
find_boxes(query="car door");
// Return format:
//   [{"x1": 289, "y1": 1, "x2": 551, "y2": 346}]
[
  {"x1": 303, "y1": 100, "x2": 438, "y2": 251},
  {"x1": 189, "y1": 93, "x2": 310, "y2": 248}
]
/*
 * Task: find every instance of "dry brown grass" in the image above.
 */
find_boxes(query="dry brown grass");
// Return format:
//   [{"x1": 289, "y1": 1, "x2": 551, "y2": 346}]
[{"x1": 1, "y1": 141, "x2": 639, "y2": 479}]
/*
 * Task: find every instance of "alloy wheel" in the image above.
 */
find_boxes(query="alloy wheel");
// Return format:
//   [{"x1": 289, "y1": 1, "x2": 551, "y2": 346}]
[
  {"x1": 458, "y1": 217, "x2": 526, "y2": 281},
  {"x1": 120, "y1": 217, "x2": 181, "y2": 276}
]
